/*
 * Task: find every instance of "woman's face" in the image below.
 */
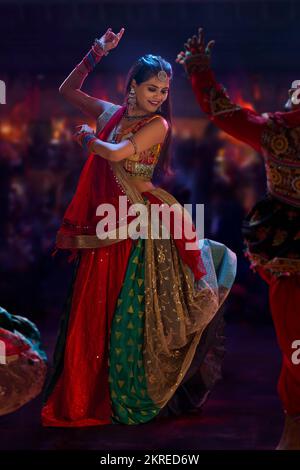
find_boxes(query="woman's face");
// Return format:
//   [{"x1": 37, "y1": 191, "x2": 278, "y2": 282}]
[{"x1": 131, "y1": 75, "x2": 170, "y2": 114}]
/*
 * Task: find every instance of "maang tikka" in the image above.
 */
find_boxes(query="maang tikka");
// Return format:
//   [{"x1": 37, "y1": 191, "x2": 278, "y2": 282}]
[
  {"x1": 156, "y1": 57, "x2": 168, "y2": 83},
  {"x1": 156, "y1": 58, "x2": 168, "y2": 112}
]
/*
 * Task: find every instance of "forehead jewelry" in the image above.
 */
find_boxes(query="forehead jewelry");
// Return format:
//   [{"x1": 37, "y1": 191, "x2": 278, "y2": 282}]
[{"x1": 156, "y1": 59, "x2": 168, "y2": 82}]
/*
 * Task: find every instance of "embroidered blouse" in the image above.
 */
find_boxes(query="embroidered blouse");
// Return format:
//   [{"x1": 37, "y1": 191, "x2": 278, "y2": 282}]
[{"x1": 97, "y1": 106, "x2": 163, "y2": 181}]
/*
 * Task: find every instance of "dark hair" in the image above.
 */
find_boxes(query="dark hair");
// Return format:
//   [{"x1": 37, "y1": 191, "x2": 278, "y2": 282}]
[{"x1": 124, "y1": 54, "x2": 173, "y2": 178}]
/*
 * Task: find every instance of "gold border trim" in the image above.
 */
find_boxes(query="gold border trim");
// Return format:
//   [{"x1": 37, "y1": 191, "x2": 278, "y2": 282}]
[
  {"x1": 56, "y1": 226, "x2": 132, "y2": 249},
  {"x1": 248, "y1": 252, "x2": 300, "y2": 274}
]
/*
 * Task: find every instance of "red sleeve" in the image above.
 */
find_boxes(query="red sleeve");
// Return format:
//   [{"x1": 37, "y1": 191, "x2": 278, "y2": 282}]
[{"x1": 190, "y1": 68, "x2": 267, "y2": 153}]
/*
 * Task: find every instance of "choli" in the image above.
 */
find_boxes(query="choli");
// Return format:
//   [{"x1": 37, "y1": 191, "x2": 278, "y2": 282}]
[
  {"x1": 110, "y1": 115, "x2": 162, "y2": 181},
  {"x1": 261, "y1": 115, "x2": 300, "y2": 207}
]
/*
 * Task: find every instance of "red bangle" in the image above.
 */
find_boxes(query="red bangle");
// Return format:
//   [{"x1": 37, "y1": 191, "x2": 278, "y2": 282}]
[{"x1": 87, "y1": 136, "x2": 98, "y2": 153}]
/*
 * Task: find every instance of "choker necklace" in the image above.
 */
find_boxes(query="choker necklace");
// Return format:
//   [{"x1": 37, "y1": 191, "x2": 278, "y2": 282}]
[{"x1": 124, "y1": 109, "x2": 153, "y2": 120}]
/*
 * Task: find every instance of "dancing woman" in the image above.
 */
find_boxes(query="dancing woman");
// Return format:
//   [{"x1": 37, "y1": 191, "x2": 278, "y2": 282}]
[{"x1": 41, "y1": 27, "x2": 236, "y2": 427}]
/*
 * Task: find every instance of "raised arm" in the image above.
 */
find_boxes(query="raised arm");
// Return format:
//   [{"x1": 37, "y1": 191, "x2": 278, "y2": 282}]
[
  {"x1": 176, "y1": 28, "x2": 267, "y2": 153},
  {"x1": 59, "y1": 27, "x2": 125, "y2": 119}
]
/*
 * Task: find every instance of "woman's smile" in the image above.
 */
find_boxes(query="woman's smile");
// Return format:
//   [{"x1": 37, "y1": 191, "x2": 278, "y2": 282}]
[{"x1": 148, "y1": 100, "x2": 161, "y2": 107}]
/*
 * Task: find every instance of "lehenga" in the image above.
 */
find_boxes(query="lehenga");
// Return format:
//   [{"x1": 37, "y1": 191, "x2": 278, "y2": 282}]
[{"x1": 41, "y1": 104, "x2": 236, "y2": 426}]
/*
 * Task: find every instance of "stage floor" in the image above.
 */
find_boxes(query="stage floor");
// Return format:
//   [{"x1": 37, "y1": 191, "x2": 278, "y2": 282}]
[{"x1": 0, "y1": 323, "x2": 282, "y2": 451}]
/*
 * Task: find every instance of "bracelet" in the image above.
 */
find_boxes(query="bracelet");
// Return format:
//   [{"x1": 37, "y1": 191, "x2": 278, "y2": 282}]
[
  {"x1": 93, "y1": 38, "x2": 109, "y2": 57},
  {"x1": 81, "y1": 42, "x2": 108, "y2": 74},
  {"x1": 76, "y1": 131, "x2": 97, "y2": 153},
  {"x1": 82, "y1": 133, "x2": 97, "y2": 153},
  {"x1": 87, "y1": 136, "x2": 98, "y2": 153},
  {"x1": 91, "y1": 45, "x2": 103, "y2": 58}
]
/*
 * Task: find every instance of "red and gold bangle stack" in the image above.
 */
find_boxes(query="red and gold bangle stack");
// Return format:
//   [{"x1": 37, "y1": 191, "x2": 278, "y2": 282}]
[
  {"x1": 82, "y1": 44, "x2": 104, "y2": 73},
  {"x1": 76, "y1": 40, "x2": 108, "y2": 76},
  {"x1": 75, "y1": 131, "x2": 98, "y2": 153}
]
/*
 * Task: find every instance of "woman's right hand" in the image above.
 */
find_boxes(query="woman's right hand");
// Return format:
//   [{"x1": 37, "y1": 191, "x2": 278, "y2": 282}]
[
  {"x1": 72, "y1": 124, "x2": 97, "y2": 152},
  {"x1": 94, "y1": 27, "x2": 125, "y2": 55}
]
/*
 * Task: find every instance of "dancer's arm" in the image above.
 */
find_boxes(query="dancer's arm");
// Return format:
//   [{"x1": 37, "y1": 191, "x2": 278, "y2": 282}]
[
  {"x1": 177, "y1": 28, "x2": 267, "y2": 153},
  {"x1": 59, "y1": 27, "x2": 125, "y2": 119},
  {"x1": 73, "y1": 116, "x2": 169, "y2": 161}
]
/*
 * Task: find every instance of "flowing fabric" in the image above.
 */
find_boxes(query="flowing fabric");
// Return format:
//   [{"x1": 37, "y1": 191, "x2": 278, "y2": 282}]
[
  {"x1": 42, "y1": 239, "x2": 134, "y2": 426},
  {"x1": 109, "y1": 235, "x2": 236, "y2": 424},
  {"x1": 42, "y1": 104, "x2": 236, "y2": 426},
  {"x1": 57, "y1": 105, "x2": 131, "y2": 238}
]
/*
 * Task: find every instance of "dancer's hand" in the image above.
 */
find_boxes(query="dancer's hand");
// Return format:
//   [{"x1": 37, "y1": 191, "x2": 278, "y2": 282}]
[
  {"x1": 176, "y1": 27, "x2": 215, "y2": 73},
  {"x1": 73, "y1": 124, "x2": 97, "y2": 152},
  {"x1": 73, "y1": 124, "x2": 95, "y2": 139},
  {"x1": 94, "y1": 27, "x2": 125, "y2": 55}
]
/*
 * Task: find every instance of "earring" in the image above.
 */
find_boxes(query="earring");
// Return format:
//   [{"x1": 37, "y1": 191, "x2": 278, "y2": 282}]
[
  {"x1": 157, "y1": 105, "x2": 162, "y2": 113},
  {"x1": 127, "y1": 87, "x2": 136, "y2": 111}
]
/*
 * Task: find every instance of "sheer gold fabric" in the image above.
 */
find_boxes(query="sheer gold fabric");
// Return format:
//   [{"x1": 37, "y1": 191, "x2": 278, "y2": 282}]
[
  {"x1": 108, "y1": 163, "x2": 227, "y2": 407},
  {"x1": 141, "y1": 189, "x2": 222, "y2": 407}
]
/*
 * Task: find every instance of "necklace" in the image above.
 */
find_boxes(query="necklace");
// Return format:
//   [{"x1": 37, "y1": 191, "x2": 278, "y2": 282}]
[
  {"x1": 124, "y1": 109, "x2": 153, "y2": 121},
  {"x1": 111, "y1": 113, "x2": 152, "y2": 143}
]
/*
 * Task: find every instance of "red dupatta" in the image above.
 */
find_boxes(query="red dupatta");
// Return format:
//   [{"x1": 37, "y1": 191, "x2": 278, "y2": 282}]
[
  {"x1": 52, "y1": 105, "x2": 140, "y2": 261},
  {"x1": 60, "y1": 105, "x2": 127, "y2": 235}
]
